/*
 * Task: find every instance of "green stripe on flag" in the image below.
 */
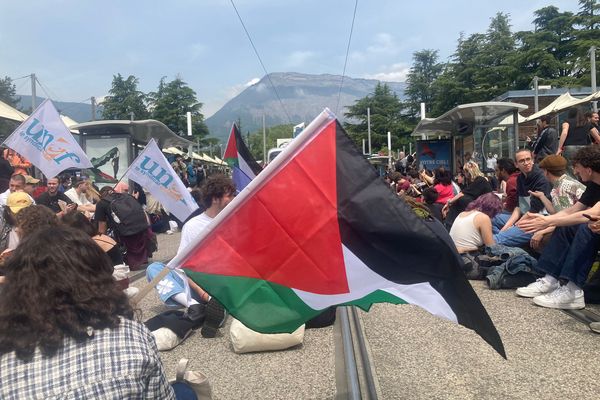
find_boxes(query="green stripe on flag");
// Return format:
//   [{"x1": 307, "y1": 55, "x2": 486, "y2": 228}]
[{"x1": 185, "y1": 270, "x2": 408, "y2": 333}]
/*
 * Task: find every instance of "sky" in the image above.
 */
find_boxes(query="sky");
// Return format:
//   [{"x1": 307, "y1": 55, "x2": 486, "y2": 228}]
[{"x1": 1, "y1": 0, "x2": 580, "y2": 118}]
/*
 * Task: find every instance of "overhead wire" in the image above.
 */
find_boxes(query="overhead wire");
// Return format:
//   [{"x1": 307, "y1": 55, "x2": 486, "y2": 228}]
[
  {"x1": 229, "y1": 0, "x2": 292, "y2": 124},
  {"x1": 335, "y1": 0, "x2": 359, "y2": 116}
]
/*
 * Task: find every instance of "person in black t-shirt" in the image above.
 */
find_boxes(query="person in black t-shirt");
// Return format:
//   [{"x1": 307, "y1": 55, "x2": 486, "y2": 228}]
[
  {"x1": 35, "y1": 177, "x2": 75, "y2": 215},
  {"x1": 516, "y1": 145, "x2": 600, "y2": 309}
]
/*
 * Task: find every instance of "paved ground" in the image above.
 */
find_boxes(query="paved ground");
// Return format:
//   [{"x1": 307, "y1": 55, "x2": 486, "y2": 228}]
[
  {"x1": 137, "y1": 232, "x2": 600, "y2": 400},
  {"x1": 134, "y1": 232, "x2": 336, "y2": 399}
]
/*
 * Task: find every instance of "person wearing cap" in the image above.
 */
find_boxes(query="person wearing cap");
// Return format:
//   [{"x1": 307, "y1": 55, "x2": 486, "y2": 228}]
[
  {"x1": 527, "y1": 155, "x2": 586, "y2": 251},
  {"x1": 23, "y1": 175, "x2": 40, "y2": 198},
  {"x1": 0, "y1": 191, "x2": 34, "y2": 255},
  {"x1": 64, "y1": 177, "x2": 95, "y2": 213},
  {"x1": 515, "y1": 145, "x2": 600, "y2": 309}
]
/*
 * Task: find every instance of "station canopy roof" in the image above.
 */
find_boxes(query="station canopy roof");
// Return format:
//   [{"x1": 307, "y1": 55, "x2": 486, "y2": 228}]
[
  {"x1": 523, "y1": 90, "x2": 600, "y2": 122},
  {"x1": 72, "y1": 119, "x2": 195, "y2": 148},
  {"x1": 411, "y1": 102, "x2": 528, "y2": 137}
]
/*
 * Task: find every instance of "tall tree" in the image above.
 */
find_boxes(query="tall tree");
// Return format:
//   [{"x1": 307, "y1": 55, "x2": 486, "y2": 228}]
[
  {"x1": 102, "y1": 74, "x2": 149, "y2": 120},
  {"x1": 344, "y1": 82, "x2": 413, "y2": 152},
  {"x1": 0, "y1": 76, "x2": 19, "y2": 107},
  {"x1": 149, "y1": 76, "x2": 208, "y2": 140},
  {"x1": 404, "y1": 50, "x2": 443, "y2": 116},
  {"x1": 0, "y1": 76, "x2": 20, "y2": 137}
]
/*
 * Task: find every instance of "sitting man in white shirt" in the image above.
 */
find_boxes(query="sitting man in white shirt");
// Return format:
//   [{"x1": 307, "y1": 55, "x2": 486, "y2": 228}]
[
  {"x1": 64, "y1": 177, "x2": 95, "y2": 213},
  {"x1": 0, "y1": 174, "x2": 35, "y2": 209}
]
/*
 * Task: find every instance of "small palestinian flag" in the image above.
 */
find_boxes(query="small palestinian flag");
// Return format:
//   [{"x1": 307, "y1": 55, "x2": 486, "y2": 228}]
[
  {"x1": 175, "y1": 110, "x2": 505, "y2": 358},
  {"x1": 223, "y1": 123, "x2": 262, "y2": 191}
]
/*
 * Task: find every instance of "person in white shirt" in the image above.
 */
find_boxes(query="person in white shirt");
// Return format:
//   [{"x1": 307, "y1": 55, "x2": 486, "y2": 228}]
[
  {"x1": 64, "y1": 177, "x2": 95, "y2": 213},
  {"x1": 0, "y1": 174, "x2": 35, "y2": 209},
  {"x1": 146, "y1": 175, "x2": 235, "y2": 342}
]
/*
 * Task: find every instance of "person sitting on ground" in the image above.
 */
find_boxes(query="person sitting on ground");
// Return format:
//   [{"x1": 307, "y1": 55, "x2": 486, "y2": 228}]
[
  {"x1": 0, "y1": 226, "x2": 177, "y2": 399},
  {"x1": 494, "y1": 158, "x2": 519, "y2": 215},
  {"x1": 420, "y1": 167, "x2": 454, "y2": 205},
  {"x1": 61, "y1": 211, "x2": 124, "y2": 266},
  {"x1": 22, "y1": 175, "x2": 39, "y2": 199},
  {"x1": 0, "y1": 174, "x2": 35, "y2": 209},
  {"x1": 449, "y1": 192, "x2": 503, "y2": 255},
  {"x1": 94, "y1": 185, "x2": 150, "y2": 270},
  {"x1": 0, "y1": 192, "x2": 34, "y2": 254},
  {"x1": 422, "y1": 187, "x2": 443, "y2": 221},
  {"x1": 35, "y1": 176, "x2": 76, "y2": 216},
  {"x1": 515, "y1": 145, "x2": 600, "y2": 309},
  {"x1": 64, "y1": 177, "x2": 96, "y2": 214},
  {"x1": 527, "y1": 155, "x2": 586, "y2": 251},
  {"x1": 491, "y1": 149, "x2": 552, "y2": 247},
  {"x1": 146, "y1": 175, "x2": 232, "y2": 341},
  {"x1": 443, "y1": 162, "x2": 492, "y2": 229}
]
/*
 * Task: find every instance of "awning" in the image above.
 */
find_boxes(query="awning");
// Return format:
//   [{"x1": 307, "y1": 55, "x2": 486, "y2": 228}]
[
  {"x1": 163, "y1": 147, "x2": 185, "y2": 155},
  {"x1": 0, "y1": 100, "x2": 28, "y2": 122},
  {"x1": 72, "y1": 119, "x2": 195, "y2": 148},
  {"x1": 523, "y1": 92, "x2": 579, "y2": 122},
  {"x1": 412, "y1": 102, "x2": 528, "y2": 137}
]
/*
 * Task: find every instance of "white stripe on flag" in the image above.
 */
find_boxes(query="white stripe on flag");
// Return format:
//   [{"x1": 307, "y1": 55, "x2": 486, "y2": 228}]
[
  {"x1": 237, "y1": 151, "x2": 257, "y2": 181},
  {"x1": 293, "y1": 244, "x2": 458, "y2": 323}
]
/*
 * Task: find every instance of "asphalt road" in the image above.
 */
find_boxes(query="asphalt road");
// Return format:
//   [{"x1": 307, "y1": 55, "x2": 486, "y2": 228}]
[{"x1": 135, "y1": 231, "x2": 600, "y2": 399}]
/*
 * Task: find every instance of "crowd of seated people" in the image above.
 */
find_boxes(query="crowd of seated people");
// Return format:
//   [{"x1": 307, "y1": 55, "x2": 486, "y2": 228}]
[{"x1": 385, "y1": 119, "x2": 600, "y2": 311}]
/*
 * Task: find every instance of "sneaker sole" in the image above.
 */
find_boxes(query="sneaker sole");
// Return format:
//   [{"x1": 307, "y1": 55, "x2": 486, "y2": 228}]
[
  {"x1": 515, "y1": 289, "x2": 546, "y2": 298},
  {"x1": 201, "y1": 299, "x2": 226, "y2": 338},
  {"x1": 532, "y1": 297, "x2": 585, "y2": 310}
]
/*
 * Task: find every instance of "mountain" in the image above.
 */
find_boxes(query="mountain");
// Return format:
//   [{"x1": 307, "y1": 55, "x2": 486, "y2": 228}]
[
  {"x1": 16, "y1": 96, "x2": 102, "y2": 123},
  {"x1": 205, "y1": 72, "x2": 406, "y2": 142}
]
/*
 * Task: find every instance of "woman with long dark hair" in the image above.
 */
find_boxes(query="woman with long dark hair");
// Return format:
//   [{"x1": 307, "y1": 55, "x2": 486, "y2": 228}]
[{"x1": 0, "y1": 226, "x2": 175, "y2": 399}]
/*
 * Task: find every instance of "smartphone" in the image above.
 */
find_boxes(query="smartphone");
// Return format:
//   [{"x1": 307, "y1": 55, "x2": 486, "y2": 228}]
[{"x1": 582, "y1": 213, "x2": 599, "y2": 222}]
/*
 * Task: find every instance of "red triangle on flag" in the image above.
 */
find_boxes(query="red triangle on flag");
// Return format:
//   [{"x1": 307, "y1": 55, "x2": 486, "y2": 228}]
[{"x1": 182, "y1": 120, "x2": 349, "y2": 295}]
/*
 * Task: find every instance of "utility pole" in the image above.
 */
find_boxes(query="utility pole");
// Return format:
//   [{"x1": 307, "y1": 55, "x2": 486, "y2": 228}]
[
  {"x1": 263, "y1": 114, "x2": 266, "y2": 165},
  {"x1": 91, "y1": 96, "x2": 96, "y2": 121},
  {"x1": 31, "y1": 73, "x2": 36, "y2": 110},
  {"x1": 591, "y1": 46, "x2": 597, "y2": 113},
  {"x1": 533, "y1": 76, "x2": 539, "y2": 113},
  {"x1": 367, "y1": 107, "x2": 372, "y2": 155}
]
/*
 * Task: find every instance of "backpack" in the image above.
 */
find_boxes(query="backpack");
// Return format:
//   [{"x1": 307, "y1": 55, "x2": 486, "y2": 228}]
[{"x1": 107, "y1": 193, "x2": 148, "y2": 236}]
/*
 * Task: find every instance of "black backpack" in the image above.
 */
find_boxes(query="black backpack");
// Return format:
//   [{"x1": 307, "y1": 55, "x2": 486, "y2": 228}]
[{"x1": 107, "y1": 193, "x2": 148, "y2": 236}]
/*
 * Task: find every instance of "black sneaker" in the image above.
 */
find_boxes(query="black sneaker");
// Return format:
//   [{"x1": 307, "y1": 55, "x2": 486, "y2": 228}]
[
  {"x1": 184, "y1": 303, "x2": 206, "y2": 323},
  {"x1": 201, "y1": 298, "x2": 227, "y2": 338}
]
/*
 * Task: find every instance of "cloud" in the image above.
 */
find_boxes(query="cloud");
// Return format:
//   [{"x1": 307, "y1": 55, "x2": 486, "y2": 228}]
[
  {"x1": 367, "y1": 33, "x2": 397, "y2": 54},
  {"x1": 364, "y1": 63, "x2": 410, "y2": 82},
  {"x1": 223, "y1": 77, "x2": 261, "y2": 99},
  {"x1": 285, "y1": 50, "x2": 315, "y2": 68}
]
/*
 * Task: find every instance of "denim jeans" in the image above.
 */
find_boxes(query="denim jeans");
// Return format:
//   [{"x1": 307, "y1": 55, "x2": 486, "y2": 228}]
[
  {"x1": 535, "y1": 223, "x2": 600, "y2": 287},
  {"x1": 492, "y1": 213, "x2": 533, "y2": 247}
]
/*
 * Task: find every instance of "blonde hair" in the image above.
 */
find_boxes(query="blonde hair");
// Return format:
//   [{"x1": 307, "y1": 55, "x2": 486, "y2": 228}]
[{"x1": 463, "y1": 161, "x2": 484, "y2": 180}]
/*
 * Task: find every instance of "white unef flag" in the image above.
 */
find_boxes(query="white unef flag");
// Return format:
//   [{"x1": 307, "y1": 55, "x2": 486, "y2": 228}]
[
  {"x1": 125, "y1": 139, "x2": 198, "y2": 221},
  {"x1": 2, "y1": 99, "x2": 92, "y2": 178}
]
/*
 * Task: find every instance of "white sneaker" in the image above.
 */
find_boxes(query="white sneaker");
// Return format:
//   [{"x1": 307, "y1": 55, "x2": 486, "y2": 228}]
[
  {"x1": 516, "y1": 278, "x2": 559, "y2": 298},
  {"x1": 533, "y1": 285, "x2": 585, "y2": 310}
]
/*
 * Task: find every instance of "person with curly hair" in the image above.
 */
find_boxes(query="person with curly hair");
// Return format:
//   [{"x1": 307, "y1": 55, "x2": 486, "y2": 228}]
[
  {"x1": 145, "y1": 175, "x2": 232, "y2": 347},
  {"x1": 516, "y1": 145, "x2": 600, "y2": 309},
  {"x1": 0, "y1": 225, "x2": 176, "y2": 399}
]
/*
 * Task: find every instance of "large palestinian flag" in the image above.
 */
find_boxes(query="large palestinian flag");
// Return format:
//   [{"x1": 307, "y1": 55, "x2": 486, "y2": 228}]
[
  {"x1": 173, "y1": 110, "x2": 505, "y2": 357},
  {"x1": 223, "y1": 123, "x2": 262, "y2": 191}
]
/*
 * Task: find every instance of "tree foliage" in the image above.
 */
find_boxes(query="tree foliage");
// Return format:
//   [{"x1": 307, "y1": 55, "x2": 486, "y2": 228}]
[
  {"x1": 101, "y1": 74, "x2": 149, "y2": 120},
  {"x1": 149, "y1": 76, "x2": 209, "y2": 140},
  {"x1": 247, "y1": 123, "x2": 295, "y2": 162},
  {"x1": 0, "y1": 76, "x2": 20, "y2": 137},
  {"x1": 404, "y1": 49, "x2": 443, "y2": 116},
  {"x1": 343, "y1": 83, "x2": 414, "y2": 153}
]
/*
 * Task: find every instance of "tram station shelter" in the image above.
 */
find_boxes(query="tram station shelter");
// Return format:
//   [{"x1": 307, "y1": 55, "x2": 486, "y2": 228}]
[
  {"x1": 71, "y1": 119, "x2": 195, "y2": 184},
  {"x1": 411, "y1": 102, "x2": 528, "y2": 173}
]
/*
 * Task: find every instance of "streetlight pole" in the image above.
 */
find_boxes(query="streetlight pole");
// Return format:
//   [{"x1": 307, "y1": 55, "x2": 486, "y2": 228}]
[{"x1": 591, "y1": 46, "x2": 597, "y2": 113}]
